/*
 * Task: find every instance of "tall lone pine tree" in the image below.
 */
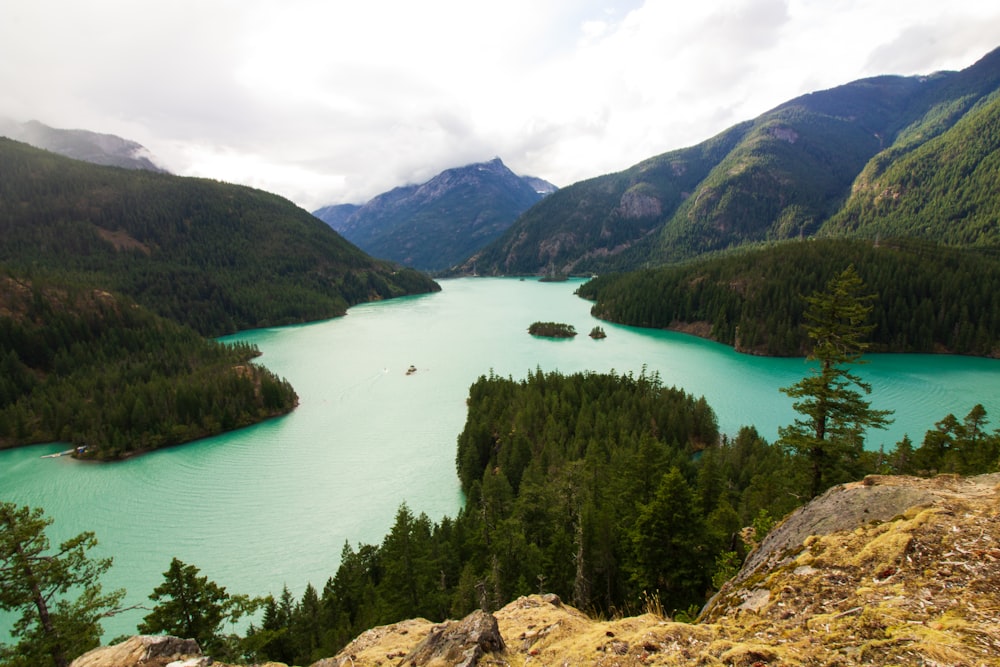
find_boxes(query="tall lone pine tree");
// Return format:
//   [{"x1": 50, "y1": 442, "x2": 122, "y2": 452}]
[
  {"x1": 0, "y1": 503, "x2": 123, "y2": 667},
  {"x1": 779, "y1": 265, "x2": 893, "y2": 498}
]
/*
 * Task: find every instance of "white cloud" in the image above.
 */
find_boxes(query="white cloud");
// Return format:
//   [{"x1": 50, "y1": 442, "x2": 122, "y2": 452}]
[{"x1": 1, "y1": 0, "x2": 998, "y2": 211}]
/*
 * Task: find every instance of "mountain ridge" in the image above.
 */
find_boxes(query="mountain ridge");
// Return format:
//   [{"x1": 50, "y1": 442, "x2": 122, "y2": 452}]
[
  {"x1": 453, "y1": 45, "x2": 1000, "y2": 276},
  {"x1": 0, "y1": 137, "x2": 439, "y2": 337},
  {"x1": 0, "y1": 118, "x2": 167, "y2": 172},
  {"x1": 313, "y1": 157, "x2": 556, "y2": 271}
]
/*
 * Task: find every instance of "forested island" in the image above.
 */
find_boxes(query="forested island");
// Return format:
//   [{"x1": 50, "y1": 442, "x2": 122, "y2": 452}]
[{"x1": 527, "y1": 321, "x2": 577, "y2": 338}]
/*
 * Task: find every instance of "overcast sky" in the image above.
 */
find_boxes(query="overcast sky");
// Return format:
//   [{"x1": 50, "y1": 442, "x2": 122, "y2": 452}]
[{"x1": 2, "y1": 1, "x2": 999, "y2": 211}]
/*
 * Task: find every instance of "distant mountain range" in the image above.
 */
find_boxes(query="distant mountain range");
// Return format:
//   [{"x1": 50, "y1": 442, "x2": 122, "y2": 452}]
[
  {"x1": 0, "y1": 118, "x2": 167, "y2": 172},
  {"x1": 313, "y1": 158, "x2": 556, "y2": 271},
  {"x1": 453, "y1": 46, "x2": 1000, "y2": 276}
]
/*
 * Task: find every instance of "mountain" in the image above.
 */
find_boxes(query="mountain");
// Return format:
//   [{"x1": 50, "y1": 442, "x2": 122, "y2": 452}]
[
  {"x1": 312, "y1": 203, "x2": 361, "y2": 230},
  {"x1": 455, "y1": 46, "x2": 1000, "y2": 276},
  {"x1": 0, "y1": 118, "x2": 167, "y2": 172},
  {"x1": 0, "y1": 138, "x2": 439, "y2": 337},
  {"x1": 313, "y1": 158, "x2": 557, "y2": 271}
]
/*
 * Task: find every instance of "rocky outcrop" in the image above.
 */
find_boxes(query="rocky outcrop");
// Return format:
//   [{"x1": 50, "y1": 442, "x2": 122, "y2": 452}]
[
  {"x1": 319, "y1": 611, "x2": 505, "y2": 667},
  {"x1": 69, "y1": 635, "x2": 204, "y2": 667},
  {"x1": 316, "y1": 473, "x2": 1000, "y2": 666},
  {"x1": 401, "y1": 609, "x2": 505, "y2": 667}
]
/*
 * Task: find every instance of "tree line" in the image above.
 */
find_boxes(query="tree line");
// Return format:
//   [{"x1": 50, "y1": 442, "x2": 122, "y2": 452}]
[{"x1": 579, "y1": 238, "x2": 1000, "y2": 357}]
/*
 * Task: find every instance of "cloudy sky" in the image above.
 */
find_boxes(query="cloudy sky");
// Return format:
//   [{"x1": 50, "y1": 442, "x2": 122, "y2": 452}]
[{"x1": 2, "y1": 1, "x2": 999, "y2": 211}]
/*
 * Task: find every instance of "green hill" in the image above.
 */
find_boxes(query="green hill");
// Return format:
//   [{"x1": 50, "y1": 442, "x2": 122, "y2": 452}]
[
  {"x1": 821, "y1": 92, "x2": 1000, "y2": 244},
  {"x1": 456, "y1": 47, "x2": 1000, "y2": 276},
  {"x1": 0, "y1": 138, "x2": 440, "y2": 457},
  {"x1": 0, "y1": 138, "x2": 439, "y2": 337}
]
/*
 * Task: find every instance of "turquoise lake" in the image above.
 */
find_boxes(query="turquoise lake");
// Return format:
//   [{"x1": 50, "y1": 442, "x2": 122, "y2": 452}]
[{"x1": 2, "y1": 277, "x2": 999, "y2": 640}]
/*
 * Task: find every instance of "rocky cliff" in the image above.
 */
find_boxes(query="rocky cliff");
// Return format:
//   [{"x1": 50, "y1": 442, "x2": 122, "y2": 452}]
[{"x1": 74, "y1": 473, "x2": 1000, "y2": 667}]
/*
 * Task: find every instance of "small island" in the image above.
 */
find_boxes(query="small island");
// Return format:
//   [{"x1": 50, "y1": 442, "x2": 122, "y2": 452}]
[
  {"x1": 589, "y1": 325, "x2": 607, "y2": 339},
  {"x1": 528, "y1": 321, "x2": 577, "y2": 338}
]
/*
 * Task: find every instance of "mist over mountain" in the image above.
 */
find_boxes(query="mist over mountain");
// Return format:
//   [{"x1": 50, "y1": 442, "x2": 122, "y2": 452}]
[
  {"x1": 0, "y1": 118, "x2": 167, "y2": 172},
  {"x1": 313, "y1": 158, "x2": 556, "y2": 271}
]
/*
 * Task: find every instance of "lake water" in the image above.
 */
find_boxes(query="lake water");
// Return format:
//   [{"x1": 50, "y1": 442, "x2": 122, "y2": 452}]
[{"x1": 2, "y1": 277, "x2": 999, "y2": 640}]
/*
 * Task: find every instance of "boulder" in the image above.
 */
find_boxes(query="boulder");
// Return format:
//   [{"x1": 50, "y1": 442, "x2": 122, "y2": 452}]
[
  {"x1": 400, "y1": 609, "x2": 505, "y2": 667},
  {"x1": 69, "y1": 635, "x2": 204, "y2": 667}
]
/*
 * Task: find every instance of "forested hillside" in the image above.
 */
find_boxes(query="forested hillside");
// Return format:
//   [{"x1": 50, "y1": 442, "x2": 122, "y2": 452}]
[
  {"x1": 456, "y1": 46, "x2": 1000, "y2": 276},
  {"x1": 0, "y1": 273, "x2": 297, "y2": 459},
  {"x1": 822, "y1": 92, "x2": 1000, "y2": 244},
  {"x1": 578, "y1": 238, "x2": 1000, "y2": 357},
  {"x1": 0, "y1": 138, "x2": 439, "y2": 337}
]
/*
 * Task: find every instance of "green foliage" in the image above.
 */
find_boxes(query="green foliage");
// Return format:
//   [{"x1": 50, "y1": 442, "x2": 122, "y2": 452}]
[
  {"x1": 527, "y1": 321, "x2": 577, "y2": 338},
  {"x1": 0, "y1": 273, "x2": 297, "y2": 459},
  {"x1": 0, "y1": 503, "x2": 124, "y2": 667},
  {"x1": 579, "y1": 238, "x2": 1000, "y2": 357},
  {"x1": 779, "y1": 267, "x2": 893, "y2": 497},
  {"x1": 824, "y1": 93, "x2": 1000, "y2": 247},
  {"x1": 138, "y1": 558, "x2": 263, "y2": 660},
  {"x1": 629, "y1": 467, "x2": 706, "y2": 605},
  {"x1": 711, "y1": 551, "x2": 741, "y2": 591},
  {"x1": 588, "y1": 326, "x2": 607, "y2": 339},
  {"x1": 899, "y1": 404, "x2": 1000, "y2": 476},
  {"x1": 0, "y1": 138, "x2": 438, "y2": 337},
  {"x1": 251, "y1": 376, "x2": 811, "y2": 665}
]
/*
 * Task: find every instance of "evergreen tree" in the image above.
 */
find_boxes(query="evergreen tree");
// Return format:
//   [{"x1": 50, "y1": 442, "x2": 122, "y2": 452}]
[
  {"x1": 0, "y1": 503, "x2": 124, "y2": 667},
  {"x1": 138, "y1": 558, "x2": 260, "y2": 656},
  {"x1": 779, "y1": 266, "x2": 893, "y2": 497},
  {"x1": 629, "y1": 467, "x2": 706, "y2": 611}
]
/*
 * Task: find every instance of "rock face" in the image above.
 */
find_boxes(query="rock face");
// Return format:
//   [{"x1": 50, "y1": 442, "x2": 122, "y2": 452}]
[
  {"x1": 401, "y1": 609, "x2": 505, "y2": 667},
  {"x1": 69, "y1": 635, "x2": 204, "y2": 667},
  {"x1": 320, "y1": 610, "x2": 505, "y2": 667}
]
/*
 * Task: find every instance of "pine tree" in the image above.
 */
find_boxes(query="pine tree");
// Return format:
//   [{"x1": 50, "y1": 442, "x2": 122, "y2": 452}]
[
  {"x1": 138, "y1": 558, "x2": 260, "y2": 656},
  {"x1": 0, "y1": 503, "x2": 124, "y2": 667},
  {"x1": 779, "y1": 266, "x2": 893, "y2": 497}
]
